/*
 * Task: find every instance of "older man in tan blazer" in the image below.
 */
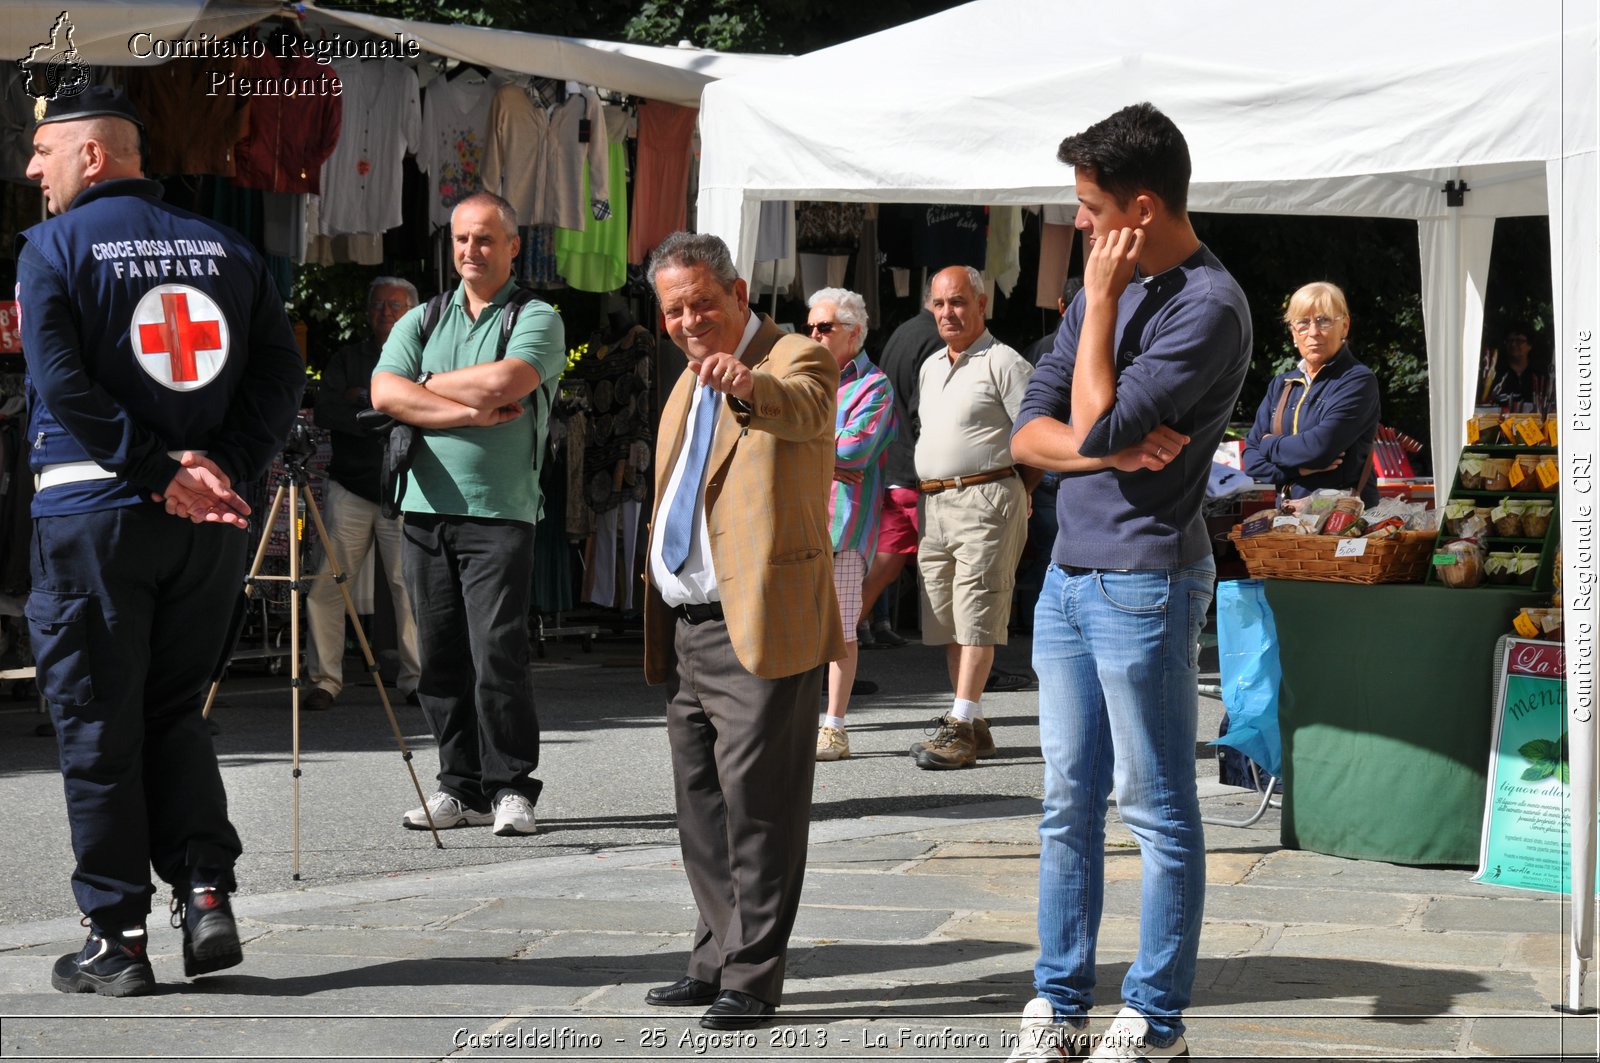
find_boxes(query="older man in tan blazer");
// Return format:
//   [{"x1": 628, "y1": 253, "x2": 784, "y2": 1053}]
[{"x1": 641, "y1": 232, "x2": 843, "y2": 1031}]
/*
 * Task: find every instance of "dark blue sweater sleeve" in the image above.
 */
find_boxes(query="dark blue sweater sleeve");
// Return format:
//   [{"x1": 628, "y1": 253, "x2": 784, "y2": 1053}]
[
  {"x1": 1013, "y1": 323, "x2": 1074, "y2": 436},
  {"x1": 1077, "y1": 298, "x2": 1247, "y2": 459},
  {"x1": 18, "y1": 241, "x2": 181, "y2": 492}
]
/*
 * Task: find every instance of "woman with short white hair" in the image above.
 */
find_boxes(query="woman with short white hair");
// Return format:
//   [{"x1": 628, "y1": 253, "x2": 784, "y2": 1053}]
[{"x1": 807, "y1": 287, "x2": 896, "y2": 762}]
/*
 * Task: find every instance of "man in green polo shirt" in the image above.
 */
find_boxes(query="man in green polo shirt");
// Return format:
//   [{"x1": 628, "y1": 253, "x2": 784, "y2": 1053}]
[{"x1": 371, "y1": 191, "x2": 566, "y2": 838}]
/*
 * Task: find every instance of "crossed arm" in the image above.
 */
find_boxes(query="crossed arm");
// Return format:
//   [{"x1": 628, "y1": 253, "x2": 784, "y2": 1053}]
[{"x1": 370, "y1": 359, "x2": 538, "y2": 430}]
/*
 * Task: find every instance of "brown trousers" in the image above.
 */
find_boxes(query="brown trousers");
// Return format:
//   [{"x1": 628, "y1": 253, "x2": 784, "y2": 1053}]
[{"x1": 665, "y1": 614, "x2": 820, "y2": 1005}]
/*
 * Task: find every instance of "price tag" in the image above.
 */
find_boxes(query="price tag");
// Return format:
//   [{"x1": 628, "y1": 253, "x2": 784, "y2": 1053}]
[
  {"x1": 1272, "y1": 515, "x2": 1301, "y2": 529},
  {"x1": 1537, "y1": 458, "x2": 1560, "y2": 490},
  {"x1": 1509, "y1": 461, "x2": 1526, "y2": 488},
  {"x1": 1432, "y1": 552, "x2": 1458, "y2": 565},
  {"x1": 1335, "y1": 538, "x2": 1368, "y2": 558},
  {"x1": 1546, "y1": 418, "x2": 1559, "y2": 445},
  {"x1": 0, "y1": 302, "x2": 19, "y2": 354},
  {"x1": 1516, "y1": 418, "x2": 1546, "y2": 446},
  {"x1": 1513, "y1": 610, "x2": 1540, "y2": 639},
  {"x1": 1465, "y1": 420, "x2": 1480, "y2": 444}
]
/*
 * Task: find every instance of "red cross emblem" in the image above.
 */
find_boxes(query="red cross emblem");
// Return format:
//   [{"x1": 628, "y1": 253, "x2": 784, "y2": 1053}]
[{"x1": 130, "y1": 285, "x2": 229, "y2": 391}]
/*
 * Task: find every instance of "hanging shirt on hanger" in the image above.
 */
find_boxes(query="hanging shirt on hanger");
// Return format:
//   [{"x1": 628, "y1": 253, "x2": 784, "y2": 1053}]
[
  {"x1": 232, "y1": 52, "x2": 343, "y2": 194},
  {"x1": 554, "y1": 103, "x2": 630, "y2": 292},
  {"x1": 628, "y1": 100, "x2": 697, "y2": 264},
  {"x1": 483, "y1": 81, "x2": 549, "y2": 222},
  {"x1": 985, "y1": 205, "x2": 1023, "y2": 299},
  {"x1": 536, "y1": 85, "x2": 610, "y2": 231},
  {"x1": 418, "y1": 74, "x2": 494, "y2": 229},
  {"x1": 317, "y1": 59, "x2": 421, "y2": 236},
  {"x1": 124, "y1": 60, "x2": 250, "y2": 176},
  {"x1": 913, "y1": 205, "x2": 987, "y2": 270}
]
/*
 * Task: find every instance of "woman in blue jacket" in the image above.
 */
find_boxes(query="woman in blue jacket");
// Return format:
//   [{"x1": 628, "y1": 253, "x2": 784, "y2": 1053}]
[{"x1": 1243, "y1": 281, "x2": 1381, "y2": 506}]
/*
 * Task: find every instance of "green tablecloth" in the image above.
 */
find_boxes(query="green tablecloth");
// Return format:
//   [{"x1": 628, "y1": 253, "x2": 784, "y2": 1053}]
[{"x1": 1265, "y1": 580, "x2": 1544, "y2": 866}]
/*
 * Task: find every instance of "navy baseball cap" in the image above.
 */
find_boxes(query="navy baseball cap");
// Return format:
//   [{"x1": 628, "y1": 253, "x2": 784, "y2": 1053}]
[{"x1": 36, "y1": 85, "x2": 144, "y2": 130}]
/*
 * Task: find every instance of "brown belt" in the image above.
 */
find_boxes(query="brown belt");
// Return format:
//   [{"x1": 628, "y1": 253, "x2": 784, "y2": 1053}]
[{"x1": 918, "y1": 466, "x2": 1016, "y2": 495}]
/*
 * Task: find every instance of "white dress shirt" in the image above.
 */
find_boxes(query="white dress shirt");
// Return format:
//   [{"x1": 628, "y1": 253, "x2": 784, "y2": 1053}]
[{"x1": 649, "y1": 311, "x2": 760, "y2": 607}]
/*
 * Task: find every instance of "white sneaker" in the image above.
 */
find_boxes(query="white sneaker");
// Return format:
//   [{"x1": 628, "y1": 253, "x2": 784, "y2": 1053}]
[
  {"x1": 492, "y1": 789, "x2": 538, "y2": 836},
  {"x1": 1084, "y1": 1007, "x2": 1188, "y2": 1060},
  {"x1": 1004, "y1": 997, "x2": 1086, "y2": 1062},
  {"x1": 401, "y1": 791, "x2": 493, "y2": 830}
]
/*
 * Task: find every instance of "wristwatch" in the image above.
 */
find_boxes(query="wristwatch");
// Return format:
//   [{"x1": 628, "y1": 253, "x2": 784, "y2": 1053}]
[{"x1": 415, "y1": 370, "x2": 433, "y2": 388}]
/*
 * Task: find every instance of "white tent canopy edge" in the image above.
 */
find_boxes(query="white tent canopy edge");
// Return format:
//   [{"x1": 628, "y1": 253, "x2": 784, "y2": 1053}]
[
  {"x1": 1, "y1": 1, "x2": 782, "y2": 106},
  {"x1": 697, "y1": 0, "x2": 1596, "y2": 1011}
]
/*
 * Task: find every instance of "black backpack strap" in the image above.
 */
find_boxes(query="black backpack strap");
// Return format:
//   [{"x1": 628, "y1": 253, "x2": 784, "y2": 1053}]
[
  {"x1": 496, "y1": 286, "x2": 541, "y2": 361},
  {"x1": 418, "y1": 292, "x2": 448, "y2": 351}
]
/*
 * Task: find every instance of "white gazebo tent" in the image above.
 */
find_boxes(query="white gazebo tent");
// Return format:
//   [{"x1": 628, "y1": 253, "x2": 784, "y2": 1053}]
[{"x1": 697, "y1": 0, "x2": 1597, "y2": 1010}]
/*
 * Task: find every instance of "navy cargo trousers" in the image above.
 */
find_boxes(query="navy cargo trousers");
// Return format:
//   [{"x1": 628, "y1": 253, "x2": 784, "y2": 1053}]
[{"x1": 27, "y1": 504, "x2": 246, "y2": 931}]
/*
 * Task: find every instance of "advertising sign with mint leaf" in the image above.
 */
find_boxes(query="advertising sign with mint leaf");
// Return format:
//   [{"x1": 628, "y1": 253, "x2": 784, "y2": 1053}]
[{"x1": 1473, "y1": 639, "x2": 1599, "y2": 894}]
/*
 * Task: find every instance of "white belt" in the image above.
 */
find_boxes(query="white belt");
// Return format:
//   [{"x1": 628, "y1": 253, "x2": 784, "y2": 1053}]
[{"x1": 35, "y1": 450, "x2": 201, "y2": 491}]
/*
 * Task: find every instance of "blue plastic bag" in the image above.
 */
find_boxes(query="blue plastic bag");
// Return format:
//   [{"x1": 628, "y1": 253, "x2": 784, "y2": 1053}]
[{"x1": 1212, "y1": 578, "x2": 1283, "y2": 779}]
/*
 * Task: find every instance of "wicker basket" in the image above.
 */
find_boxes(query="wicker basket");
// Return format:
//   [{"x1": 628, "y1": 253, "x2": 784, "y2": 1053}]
[{"x1": 1228, "y1": 526, "x2": 1434, "y2": 585}]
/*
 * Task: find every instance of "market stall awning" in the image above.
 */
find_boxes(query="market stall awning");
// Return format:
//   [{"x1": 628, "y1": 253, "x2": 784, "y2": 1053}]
[
  {"x1": 301, "y1": 2, "x2": 784, "y2": 108},
  {"x1": 3, "y1": 1, "x2": 783, "y2": 107}
]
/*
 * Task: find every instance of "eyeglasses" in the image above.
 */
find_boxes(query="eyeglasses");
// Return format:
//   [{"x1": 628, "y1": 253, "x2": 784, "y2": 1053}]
[
  {"x1": 807, "y1": 321, "x2": 840, "y2": 336},
  {"x1": 373, "y1": 300, "x2": 414, "y2": 313},
  {"x1": 1289, "y1": 315, "x2": 1344, "y2": 335}
]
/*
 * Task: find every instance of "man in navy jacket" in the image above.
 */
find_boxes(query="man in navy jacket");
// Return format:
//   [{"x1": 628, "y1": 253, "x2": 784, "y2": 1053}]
[{"x1": 18, "y1": 87, "x2": 304, "y2": 996}]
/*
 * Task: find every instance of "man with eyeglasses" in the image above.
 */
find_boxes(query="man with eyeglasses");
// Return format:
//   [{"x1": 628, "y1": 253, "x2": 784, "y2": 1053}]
[{"x1": 302, "y1": 277, "x2": 426, "y2": 713}]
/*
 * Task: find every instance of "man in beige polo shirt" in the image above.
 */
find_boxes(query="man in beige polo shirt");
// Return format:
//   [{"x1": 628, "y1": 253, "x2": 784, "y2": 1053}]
[{"x1": 912, "y1": 265, "x2": 1040, "y2": 769}]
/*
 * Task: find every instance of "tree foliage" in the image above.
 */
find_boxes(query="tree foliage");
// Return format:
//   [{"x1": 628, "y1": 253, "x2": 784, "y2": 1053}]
[{"x1": 326, "y1": 0, "x2": 968, "y2": 52}]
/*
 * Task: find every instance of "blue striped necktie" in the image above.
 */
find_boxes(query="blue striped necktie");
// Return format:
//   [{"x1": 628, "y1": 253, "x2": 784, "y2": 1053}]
[{"x1": 659, "y1": 384, "x2": 717, "y2": 573}]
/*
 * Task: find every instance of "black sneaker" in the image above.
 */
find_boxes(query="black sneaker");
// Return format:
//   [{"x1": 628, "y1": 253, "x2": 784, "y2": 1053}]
[
  {"x1": 171, "y1": 884, "x2": 242, "y2": 978},
  {"x1": 51, "y1": 924, "x2": 155, "y2": 997}
]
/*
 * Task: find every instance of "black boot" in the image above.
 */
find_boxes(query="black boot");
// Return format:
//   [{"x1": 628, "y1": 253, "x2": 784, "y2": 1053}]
[
  {"x1": 171, "y1": 883, "x2": 242, "y2": 978},
  {"x1": 51, "y1": 924, "x2": 155, "y2": 997}
]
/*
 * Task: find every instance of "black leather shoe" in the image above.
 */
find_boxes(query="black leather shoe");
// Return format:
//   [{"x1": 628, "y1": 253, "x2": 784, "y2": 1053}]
[
  {"x1": 699, "y1": 989, "x2": 776, "y2": 1029},
  {"x1": 645, "y1": 976, "x2": 719, "y2": 1007}
]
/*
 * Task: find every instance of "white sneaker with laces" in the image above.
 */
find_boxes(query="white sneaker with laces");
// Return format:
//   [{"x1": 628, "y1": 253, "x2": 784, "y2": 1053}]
[
  {"x1": 493, "y1": 789, "x2": 538, "y2": 836},
  {"x1": 1004, "y1": 997, "x2": 1084, "y2": 1062},
  {"x1": 401, "y1": 791, "x2": 493, "y2": 830},
  {"x1": 1084, "y1": 1006, "x2": 1188, "y2": 1060}
]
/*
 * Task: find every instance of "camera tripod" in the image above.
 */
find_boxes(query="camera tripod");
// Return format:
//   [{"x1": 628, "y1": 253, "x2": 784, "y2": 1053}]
[{"x1": 202, "y1": 436, "x2": 443, "y2": 878}]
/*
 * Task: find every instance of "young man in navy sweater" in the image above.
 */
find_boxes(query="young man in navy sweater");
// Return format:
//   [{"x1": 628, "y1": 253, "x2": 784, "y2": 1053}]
[{"x1": 1006, "y1": 102, "x2": 1253, "y2": 1062}]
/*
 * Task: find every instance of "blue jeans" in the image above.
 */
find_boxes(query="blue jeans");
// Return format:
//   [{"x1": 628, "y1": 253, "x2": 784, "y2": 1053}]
[{"x1": 1031, "y1": 557, "x2": 1214, "y2": 1043}]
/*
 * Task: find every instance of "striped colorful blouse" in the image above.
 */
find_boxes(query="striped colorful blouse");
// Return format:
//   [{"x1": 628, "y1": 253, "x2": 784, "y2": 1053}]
[{"x1": 829, "y1": 350, "x2": 899, "y2": 553}]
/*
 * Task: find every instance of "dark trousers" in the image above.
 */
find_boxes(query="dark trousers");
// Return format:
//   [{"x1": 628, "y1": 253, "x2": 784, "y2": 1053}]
[
  {"x1": 29, "y1": 506, "x2": 246, "y2": 930},
  {"x1": 403, "y1": 514, "x2": 541, "y2": 809},
  {"x1": 665, "y1": 615, "x2": 819, "y2": 1005}
]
